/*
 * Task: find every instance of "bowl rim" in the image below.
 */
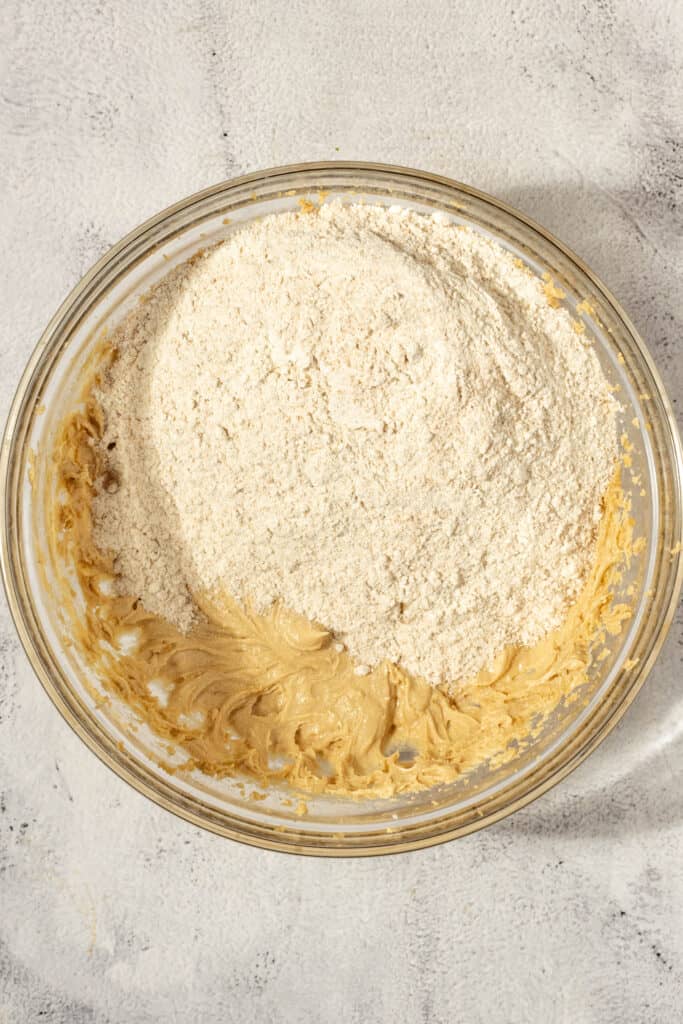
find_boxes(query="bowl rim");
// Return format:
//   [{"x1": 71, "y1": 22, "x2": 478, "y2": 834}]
[{"x1": 2, "y1": 160, "x2": 682, "y2": 857}]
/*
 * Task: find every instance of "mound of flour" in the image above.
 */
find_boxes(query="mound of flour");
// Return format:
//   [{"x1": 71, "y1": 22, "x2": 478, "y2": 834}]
[{"x1": 93, "y1": 203, "x2": 618, "y2": 684}]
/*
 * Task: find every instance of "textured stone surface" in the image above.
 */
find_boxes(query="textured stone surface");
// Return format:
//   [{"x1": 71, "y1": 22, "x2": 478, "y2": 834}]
[{"x1": 0, "y1": 2, "x2": 681, "y2": 1021}]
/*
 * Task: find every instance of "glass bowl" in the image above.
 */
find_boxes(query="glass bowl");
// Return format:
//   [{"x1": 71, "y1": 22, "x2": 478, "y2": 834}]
[{"x1": 2, "y1": 163, "x2": 682, "y2": 856}]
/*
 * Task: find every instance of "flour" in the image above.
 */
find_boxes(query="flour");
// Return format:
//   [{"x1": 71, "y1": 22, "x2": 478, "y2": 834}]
[{"x1": 93, "y1": 203, "x2": 618, "y2": 684}]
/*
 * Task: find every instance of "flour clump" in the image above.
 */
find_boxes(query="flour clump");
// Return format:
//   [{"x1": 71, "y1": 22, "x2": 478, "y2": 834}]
[{"x1": 93, "y1": 203, "x2": 618, "y2": 684}]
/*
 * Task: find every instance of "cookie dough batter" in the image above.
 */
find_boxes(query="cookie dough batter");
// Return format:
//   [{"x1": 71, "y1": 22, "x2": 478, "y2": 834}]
[{"x1": 47, "y1": 391, "x2": 634, "y2": 797}]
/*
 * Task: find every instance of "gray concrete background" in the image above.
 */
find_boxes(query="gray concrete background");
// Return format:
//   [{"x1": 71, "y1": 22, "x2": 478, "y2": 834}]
[{"x1": 1, "y1": 2, "x2": 681, "y2": 1021}]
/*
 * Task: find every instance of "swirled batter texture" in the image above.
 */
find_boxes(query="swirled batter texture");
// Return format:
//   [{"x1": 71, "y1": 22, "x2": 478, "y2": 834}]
[{"x1": 48, "y1": 391, "x2": 635, "y2": 798}]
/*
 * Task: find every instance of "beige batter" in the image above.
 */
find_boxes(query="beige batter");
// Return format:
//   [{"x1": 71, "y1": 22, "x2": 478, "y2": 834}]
[{"x1": 47, "y1": 382, "x2": 635, "y2": 798}]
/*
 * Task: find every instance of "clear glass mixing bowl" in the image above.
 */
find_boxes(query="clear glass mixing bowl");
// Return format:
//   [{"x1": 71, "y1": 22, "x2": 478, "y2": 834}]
[{"x1": 2, "y1": 163, "x2": 682, "y2": 855}]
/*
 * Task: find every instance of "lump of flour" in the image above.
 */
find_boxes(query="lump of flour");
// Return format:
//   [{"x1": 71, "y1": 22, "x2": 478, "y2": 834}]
[{"x1": 93, "y1": 203, "x2": 618, "y2": 685}]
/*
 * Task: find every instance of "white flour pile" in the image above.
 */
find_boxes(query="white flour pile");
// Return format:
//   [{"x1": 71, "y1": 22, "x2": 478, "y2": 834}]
[{"x1": 93, "y1": 203, "x2": 618, "y2": 684}]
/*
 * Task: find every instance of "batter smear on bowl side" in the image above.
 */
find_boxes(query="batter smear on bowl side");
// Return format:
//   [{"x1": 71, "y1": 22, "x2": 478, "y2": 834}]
[{"x1": 49, "y1": 202, "x2": 637, "y2": 797}]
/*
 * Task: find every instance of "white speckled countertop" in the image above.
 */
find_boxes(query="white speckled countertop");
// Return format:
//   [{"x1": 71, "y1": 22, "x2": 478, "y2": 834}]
[{"x1": 1, "y1": 2, "x2": 681, "y2": 1021}]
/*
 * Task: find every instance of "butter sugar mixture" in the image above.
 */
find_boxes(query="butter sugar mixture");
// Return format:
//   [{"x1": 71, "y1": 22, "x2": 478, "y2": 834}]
[
  {"x1": 92, "y1": 203, "x2": 618, "y2": 685},
  {"x1": 45, "y1": 202, "x2": 639, "y2": 797}
]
